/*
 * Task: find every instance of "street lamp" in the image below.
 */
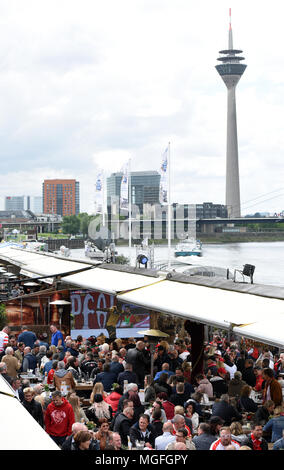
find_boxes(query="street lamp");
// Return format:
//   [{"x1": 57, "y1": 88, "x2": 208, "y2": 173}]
[
  {"x1": 138, "y1": 328, "x2": 169, "y2": 380},
  {"x1": 49, "y1": 299, "x2": 71, "y2": 331}
]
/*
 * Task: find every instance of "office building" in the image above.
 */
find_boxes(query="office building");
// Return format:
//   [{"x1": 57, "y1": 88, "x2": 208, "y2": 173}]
[{"x1": 107, "y1": 171, "x2": 160, "y2": 211}]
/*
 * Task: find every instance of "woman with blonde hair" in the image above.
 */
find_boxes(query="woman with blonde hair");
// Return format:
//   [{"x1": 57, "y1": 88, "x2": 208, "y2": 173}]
[
  {"x1": 68, "y1": 393, "x2": 89, "y2": 424},
  {"x1": 90, "y1": 382, "x2": 107, "y2": 404},
  {"x1": 230, "y1": 421, "x2": 249, "y2": 446}
]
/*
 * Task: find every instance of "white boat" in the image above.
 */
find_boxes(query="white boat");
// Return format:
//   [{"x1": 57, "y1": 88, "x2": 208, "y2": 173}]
[
  {"x1": 174, "y1": 237, "x2": 202, "y2": 257},
  {"x1": 84, "y1": 241, "x2": 105, "y2": 260}
]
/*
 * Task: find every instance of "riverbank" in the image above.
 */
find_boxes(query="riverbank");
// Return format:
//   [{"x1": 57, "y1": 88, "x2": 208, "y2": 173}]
[{"x1": 115, "y1": 231, "x2": 284, "y2": 246}]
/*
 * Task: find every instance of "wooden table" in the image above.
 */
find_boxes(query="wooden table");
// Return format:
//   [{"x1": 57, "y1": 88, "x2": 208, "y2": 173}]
[
  {"x1": 75, "y1": 382, "x2": 93, "y2": 399},
  {"x1": 75, "y1": 383, "x2": 93, "y2": 391}
]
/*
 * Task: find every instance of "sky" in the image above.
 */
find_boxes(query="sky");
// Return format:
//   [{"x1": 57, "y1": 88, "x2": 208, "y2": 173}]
[{"x1": 0, "y1": 0, "x2": 283, "y2": 215}]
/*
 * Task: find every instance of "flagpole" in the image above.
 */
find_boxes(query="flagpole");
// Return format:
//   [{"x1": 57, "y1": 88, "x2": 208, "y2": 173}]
[
  {"x1": 128, "y1": 158, "x2": 132, "y2": 264},
  {"x1": 102, "y1": 170, "x2": 105, "y2": 227},
  {"x1": 167, "y1": 142, "x2": 171, "y2": 269}
]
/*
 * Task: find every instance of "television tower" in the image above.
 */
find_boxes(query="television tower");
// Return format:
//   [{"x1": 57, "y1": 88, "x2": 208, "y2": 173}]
[{"x1": 216, "y1": 9, "x2": 246, "y2": 218}]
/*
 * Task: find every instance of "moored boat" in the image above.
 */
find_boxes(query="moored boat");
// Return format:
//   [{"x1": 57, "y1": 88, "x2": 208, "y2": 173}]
[{"x1": 174, "y1": 237, "x2": 202, "y2": 257}]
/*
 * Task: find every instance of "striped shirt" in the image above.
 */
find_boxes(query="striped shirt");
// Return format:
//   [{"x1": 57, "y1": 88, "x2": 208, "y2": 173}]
[{"x1": 0, "y1": 331, "x2": 9, "y2": 353}]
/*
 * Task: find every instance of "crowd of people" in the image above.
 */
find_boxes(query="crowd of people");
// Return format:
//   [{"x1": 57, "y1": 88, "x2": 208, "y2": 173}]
[{"x1": 1, "y1": 323, "x2": 284, "y2": 451}]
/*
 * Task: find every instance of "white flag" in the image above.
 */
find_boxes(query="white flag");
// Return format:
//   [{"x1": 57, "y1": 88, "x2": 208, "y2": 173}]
[
  {"x1": 120, "y1": 162, "x2": 129, "y2": 211},
  {"x1": 95, "y1": 171, "x2": 104, "y2": 214},
  {"x1": 159, "y1": 146, "x2": 169, "y2": 205}
]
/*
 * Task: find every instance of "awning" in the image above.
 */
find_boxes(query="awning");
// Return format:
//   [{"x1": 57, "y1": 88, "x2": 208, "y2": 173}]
[
  {"x1": 117, "y1": 279, "x2": 284, "y2": 347},
  {"x1": 63, "y1": 268, "x2": 163, "y2": 295},
  {"x1": 0, "y1": 376, "x2": 59, "y2": 450},
  {"x1": 19, "y1": 257, "x2": 92, "y2": 278}
]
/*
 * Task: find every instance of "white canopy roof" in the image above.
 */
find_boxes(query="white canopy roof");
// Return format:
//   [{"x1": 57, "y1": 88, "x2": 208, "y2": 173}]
[
  {"x1": 19, "y1": 256, "x2": 91, "y2": 278},
  {"x1": 63, "y1": 268, "x2": 163, "y2": 295},
  {"x1": 2, "y1": 246, "x2": 284, "y2": 347},
  {"x1": 0, "y1": 376, "x2": 59, "y2": 450},
  {"x1": 117, "y1": 279, "x2": 284, "y2": 348}
]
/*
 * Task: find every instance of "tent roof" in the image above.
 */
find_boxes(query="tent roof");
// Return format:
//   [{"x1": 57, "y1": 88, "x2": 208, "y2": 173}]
[
  {"x1": 0, "y1": 376, "x2": 59, "y2": 450},
  {"x1": 117, "y1": 279, "x2": 284, "y2": 348},
  {"x1": 63, "y1": 267, "x2": 163, "y2": 295}
]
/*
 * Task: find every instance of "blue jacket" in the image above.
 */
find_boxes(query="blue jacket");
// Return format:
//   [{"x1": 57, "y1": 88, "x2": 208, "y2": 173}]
[
  {"x1": 95, "y1": 371, "x2": 117, "y2": 392},
  {"x1": 109, "y1": 362, "x2": 124, "y2": 380},
  {"x1": 263, "y1": 415, "x2": 284, "y2": 442},
  {"x1": 22, "y1": 353, "x2": 38, "y2": 373}
]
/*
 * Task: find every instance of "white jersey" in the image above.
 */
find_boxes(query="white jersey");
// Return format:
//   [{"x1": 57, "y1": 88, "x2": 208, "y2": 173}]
[{"x1": 210, "y1": 438, "x2": 240, "y2": 450}]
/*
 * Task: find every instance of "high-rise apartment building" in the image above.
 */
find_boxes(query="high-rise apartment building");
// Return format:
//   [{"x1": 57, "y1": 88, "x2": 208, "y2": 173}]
[{"x1": 42, "y1": 179, "x2": 80, "y2": 216}]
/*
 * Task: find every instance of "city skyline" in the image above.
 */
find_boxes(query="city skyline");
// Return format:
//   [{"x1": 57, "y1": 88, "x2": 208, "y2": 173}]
[{"x1": 0, "y1": 1, "x2": 283, "y2": 214}]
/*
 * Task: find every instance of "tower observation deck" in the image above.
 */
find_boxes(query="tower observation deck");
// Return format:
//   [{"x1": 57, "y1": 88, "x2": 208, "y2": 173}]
[{"x1": 216, "y1": 9, "x2": 247, "y2": 218}]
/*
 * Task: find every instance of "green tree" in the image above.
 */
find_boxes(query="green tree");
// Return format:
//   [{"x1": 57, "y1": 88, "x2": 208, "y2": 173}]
[
  {"x1": 77, "y1": 213, "x2": 96, "y2": 236},
  {"x1": 61, "y1": 215, "x2": 80, "y2": 235},
  {"x1": 0, "y1": 303, "x2": 7, "y2": 330}
]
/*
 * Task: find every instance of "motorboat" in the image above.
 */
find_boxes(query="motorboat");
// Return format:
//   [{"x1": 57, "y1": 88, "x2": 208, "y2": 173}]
[
  {"x1": 84, "y1": 241, "x2": 105, "y2": 260},
  {"x1": 174, "y1": 237, "x2": 202, "y2": 257}
]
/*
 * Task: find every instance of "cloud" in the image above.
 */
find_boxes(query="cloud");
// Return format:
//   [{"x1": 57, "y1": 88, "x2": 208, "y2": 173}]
[{"x1": 0, "y1": 0, "x2": 283, "y2": 213}]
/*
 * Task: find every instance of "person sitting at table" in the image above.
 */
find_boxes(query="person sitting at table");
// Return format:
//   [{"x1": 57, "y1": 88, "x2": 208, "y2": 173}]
[
  {"x1": 128, "y1": 389, "x2": 145, "y2": 423},
  {"x1": 80, "y1": 352, "x2": 97, "y2": 378},
  {"x1": 129, "y1": 413, "x2": 156, "y2": 449},
  {"x1": 209, "y1": 415, "x2": 225, "y2": 438},
  {"x1": 145, "y1": 400, "x2": 167, "y2": 424},
  {"x1": 70, "y1": 430, "x2": 94, "y2": 451},
  {"x1": 53, "y1": 360, "x2": 76, "y2": 396},
  {"x1": 93, "y1": 418, "x2": 113, "y2": 450},
  {"x1": 184, "y1": 401, "x2": 199, "y2": 435},
  {"x1": 246, "y1": 423, "x2": 269, "y2": 450},
  {"x1": 68, "y1": 393, "x2": 89, "y2": 424},
  {"x1": 253, "y1": 400, "x2": 275, "y2": 426},
  {"x1": 211, "y1": 394, "x2": 243, "y2": 426},
  {"x1": 263, "y1": 405, "x2": 284, "y2": 443},
  {"x1": 94, "y1": 363, "x2": 117, "y2": 393},
  {"x1": 169, "y1": 383, "x2": 188, "y2": 407},
  {"x1": 90, "y1": 381, "x2": 108, "y2": 404},
  {"x1": 62, "y1": 422, "x2": 100, "y2": 450},
  {"x1": 105, "y1": 384, "x2": 123, "y2": 415},
  {"x1": 237, "y1": 385, "x2": 258, "y2": 413},
  {"x1": 229, "y1": 421, "x2": 249, "y2": 446},
  {"x1": 86, "y1": 393, "x2": 113, "y2": 426}
]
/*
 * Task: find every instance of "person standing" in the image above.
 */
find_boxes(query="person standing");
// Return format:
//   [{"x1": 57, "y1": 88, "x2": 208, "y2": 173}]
[
  {"x1": 125, "y1": 341, "x2": 150, "y2": 388},
  {"x1": 45, "y1": 391, "x2": 75, "y2": 447},
  {"x1": 0, "y1": 326, "x2": 10, "y2": 358},
  {"x1": 21, "y1": 387, "x2": 44, "y2": 428},
  {"x1": 50, "y1": 324, "x2": 65, "y2": 348},
  {"x1": 262, "y1": 368, "x2": 283, "y2": 406},
  {"x1": 18, "y1": 326, "x2": 37, "y2": 349}
]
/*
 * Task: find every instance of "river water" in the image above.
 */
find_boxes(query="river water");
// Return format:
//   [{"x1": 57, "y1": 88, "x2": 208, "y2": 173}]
[{"x1": 70, "y1": 241, "x2": 284, "y2": 288}]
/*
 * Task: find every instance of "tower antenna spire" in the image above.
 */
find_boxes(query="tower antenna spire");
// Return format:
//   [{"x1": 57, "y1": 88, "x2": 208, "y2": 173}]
[{"x1": 229, "y1": 8, "x2": 233, "y2": 50}]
